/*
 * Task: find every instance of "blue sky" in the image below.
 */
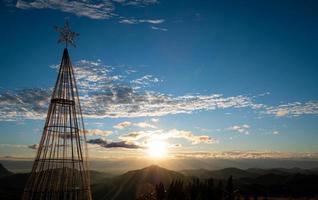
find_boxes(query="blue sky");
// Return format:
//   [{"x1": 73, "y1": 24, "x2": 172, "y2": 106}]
[{"x1": 0, "y1": 0, "x2": 318, "y2": 162}]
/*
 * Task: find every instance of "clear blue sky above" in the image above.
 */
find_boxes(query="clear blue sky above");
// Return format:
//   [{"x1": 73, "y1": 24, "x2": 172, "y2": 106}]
[{"x1": 0, "y1": 0, "x2": 318, "y2": 160}]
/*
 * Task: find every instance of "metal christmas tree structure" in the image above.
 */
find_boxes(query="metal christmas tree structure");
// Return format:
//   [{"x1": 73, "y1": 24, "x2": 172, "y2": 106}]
[{"x1": 22, "y1": 22, "x2": 92, "y2": 200}]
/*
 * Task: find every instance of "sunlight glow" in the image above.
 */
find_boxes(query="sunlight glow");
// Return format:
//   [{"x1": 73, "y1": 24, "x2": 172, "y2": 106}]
[{"x1": 147, "y1": 140, "x2": 167, "y2": 159}]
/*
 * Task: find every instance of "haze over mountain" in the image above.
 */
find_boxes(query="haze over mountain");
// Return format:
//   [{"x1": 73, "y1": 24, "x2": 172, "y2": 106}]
[{"x1": 2, "y1": 158, "x2": 318, "y2": 174}]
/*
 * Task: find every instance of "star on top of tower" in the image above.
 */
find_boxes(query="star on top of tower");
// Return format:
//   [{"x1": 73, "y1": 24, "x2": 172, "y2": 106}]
[{"x1": 55, "y1": 21, "x2": 79, "y2": 48}]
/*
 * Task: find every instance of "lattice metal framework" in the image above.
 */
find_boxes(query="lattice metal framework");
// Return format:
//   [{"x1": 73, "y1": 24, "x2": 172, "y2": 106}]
[{"x1": 22, "y1": 48, "x2": 92, "y2": 200}]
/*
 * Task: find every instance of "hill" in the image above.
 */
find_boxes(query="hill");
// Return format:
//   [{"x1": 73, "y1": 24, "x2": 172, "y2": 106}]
[
  {"x1": 0, "y1": 166, "x2": 116, "y2": 200},
  {"x1": 246, "y1": 167, "x2": 318, "y2": 176},
  {"x1": 0, "y1": 163, "x2": 13, "y2": 178},
  {"x1": 236, "y1": 173, "x2": 318, "y2": 197},
  {"x1": 181, "y1": 167, "x2": 255, "y2": 179},
  {"x1": 92, "y1": 165, "x2": 188, "y2": 200},
  {"x1": 181, "y1": 166, "x2": 318, "y2": 180},
  {"x1": 0, "y1": 173, "x2": 28, "y2": 199}
]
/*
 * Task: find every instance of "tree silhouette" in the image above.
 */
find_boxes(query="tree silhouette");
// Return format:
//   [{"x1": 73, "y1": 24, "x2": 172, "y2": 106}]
[
  {"x1": 153, "y1": 176, "x2": 242, "y2": 200},
  {"x1": 216, "y1": 181, "x2": 225, "y2": 200},
  {"x1": 155, "y1": 182, "x2": 165, "y2": 200},
  {"x1": 225, "y1": 176, "x2": 234, "y2": 200},
  {"x1": 166, "y1": 180, "x2": 184, "y2": 200}
]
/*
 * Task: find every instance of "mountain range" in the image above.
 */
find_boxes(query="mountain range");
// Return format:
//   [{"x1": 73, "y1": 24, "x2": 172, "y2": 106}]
[{"x1": 1, "y1": 163, "x2": 318, "y2": 200}]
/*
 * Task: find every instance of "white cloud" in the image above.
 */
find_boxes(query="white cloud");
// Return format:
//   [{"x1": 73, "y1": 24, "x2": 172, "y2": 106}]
[
  {"x1": 119, "y1": 18, "x2": 164, "y2": 24},
  {"x1": 167, "y1": 129, "x2": 217, "y2": 144},
  {"x1": 131, "y1": 75, "x2": 161, "y2": 88},
  {"x1": 83, "y1": 129, "x2": 113, "y2": 136},
  {"x1": 14, "y1": 0, "x2": 159, "y2": 20},
  {"x1": 0, "y1": 88, "x2": 51, "y2": 121},
  {"x1": 273, "y1": 131, "x2": 279, "y2": 135},
  {"x1": 139, "y1": 19, "x2": 164, "y2": 24},
  {"x1": 174, "y1": 150, "x2": 318, "y2": 159},
  {"x1": 113, "y1": 121, "x2": 133, "y2": 129},
  {"x1": 151, "y1": 26, "x2": 168, "y2": 31},
  {"x1": 75, "y1": 59, "x2": 123, "y2": 93},
  {"x1": 150, "y1": 118, "x2": 159, "y2": 122},
  {"x1": 119, "y1": 19, "x2": 138, "y2": 24},
  {"x1": 2, "y1": 59, "x2": 316, "y2": 121},
  {"x1": 113, "y1": 121, "x2": 156, "y2": 129},
  {"x1": 0, "y1": 144, "x2": 28, "y2": 148},
  {"x1": 118, "y1": 131, "x2": 149, "y2": 141},
  {"x1": 117, "y1": 0, "x2": 158, "y2": 6},
  {"x1": 228, "y1": 124, "x2": 250, "y2": 135},
  {"x1": 135, "y1": 122, "x2": 156, "y2": 128},
  {"x1": 0, "y1": 64, "x2": 263, "y2": 121},
  {"x1": 119, "y1": 129, "x2": 217, "y2": 145},
  {"x1": 16, "y1": 0, "x2": 115, "y2": 19},
  {"x1": 265, "y1": 101, "x2": 318, "y2": 117}
]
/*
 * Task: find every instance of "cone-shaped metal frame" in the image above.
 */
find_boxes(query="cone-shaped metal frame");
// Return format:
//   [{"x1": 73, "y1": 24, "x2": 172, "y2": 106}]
[{"x1": 22, "y1": 48, "x2": 92, "y2": 200}]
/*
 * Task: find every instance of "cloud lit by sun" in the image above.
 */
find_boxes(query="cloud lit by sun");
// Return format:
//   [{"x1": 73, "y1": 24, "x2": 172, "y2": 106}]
[{"x1": 146, "y1": 140, "x2": 168, "y2": 159}]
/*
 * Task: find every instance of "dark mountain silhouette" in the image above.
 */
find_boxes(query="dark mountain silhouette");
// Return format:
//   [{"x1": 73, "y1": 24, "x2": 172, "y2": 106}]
[
  {"x1": 181, "y1": 166, "x2": 318, "y2": 180},
  {"x1": 90, "y1": 170, "x2": 116, "y2": 184},
  {"x1": 236, "y1": 173, "x2": 318, "y2": 197},
  {"x1": 182, "y1": 167, "x2": 256, "y2": 179},
  {"x1": 0, "y1": 166, "x2": 115, "y2": 200},
  {"x1": 0, "y1": 163, "x2": 13, "y2": 178},
  {"x1": 92, "y1": 165, "x2": 188, "y2": 200},
  {"x1": 1, "y1": 163, "x2": 318, "y2": 200},
  {"x1": 246, "y1": 167, "x2": 318, "y2": 175},
  {"x1": 0, "y1": 173, "x2": 28, "y2": 199}
]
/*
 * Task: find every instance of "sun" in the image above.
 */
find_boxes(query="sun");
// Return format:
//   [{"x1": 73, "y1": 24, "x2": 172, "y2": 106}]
[{"x1": 147, "y1": 140, "x2": 167, "y2": 159}]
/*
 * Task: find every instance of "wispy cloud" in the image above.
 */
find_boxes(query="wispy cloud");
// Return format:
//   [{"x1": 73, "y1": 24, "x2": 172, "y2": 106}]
[
  {"x1": 16, "y1": 0, "x2": 115, "y2": 19},
  {"x1": 0, "y1": 88, "x2": 51, "y2": 121},
  {"x1": 87, "y1": 138, "x2": 142, "y2": 149},
  {"x1": 118, "y1": 131, "x2": 148, "y2": 141},
  {"x1": 83, "y1": 129, "x2": 113, "y2": 136},
  {"x1": 118, "y1": 19, "x2": 138, "y2": 24},
  {"x1": 151, "y1": 26, "x2": 168, "y2": 31},
  {"x1": 75, "y1": 59, "x2": 123, "y2": 93},
  {"x1": 118, "y1": 129, "x2": 217, "y2": 145},
  {"x1": 273, "y1": 131, "x2": 279, "y2": 135},
  {"x1": 167, "y1": 129, "x2": 217, "y2": 144},
  {"x1": 139, "y1": 19, "x2": 164, "y2": 24},
  {"x1": 28, "y1": 144, "x2": 39, "y2": 150},
  {"x1": 14, "y1": 0, "x2": 159, "y2": 20},
  {"x1": 135, "y1": 122, "x2": 156, "y2": 128},
  {"x1": 0, "y1": 59, "x2": 261, "y2": 121},
  {"x1": 265, "y1": 101, "x2": 318, "y2": 117},
  {"x1": 114, "y1": 121, "x2": 156, "y2": 129},
  {"x1": 0, "y1": 144, "x2": 28, "y2": 148},
  {"x1": 60, "y1": 60, "x2": 262, "y2": 118},
  {"x1": 228, "y1": 124, "x2": 250, "y2": 135},
  {"x1": 115, "y1": 0, "x2": 158, "y2": 6},
  {"x1": 113, "y1": 121, "x2": 133, "y2": 129},
  {"x1": 174, "y1": 150, "x2": 318, "y2": 159},
  {"x1": 131, "y1": 75, "x2": 161, "y2": 88},
  {"x1": 150, "y1": 118, "x2": 159, "y2": 122},
  {"x1": 81, "y1": 92, "x2": 260, "y2": 119},
  {"x1": 119, "y1": 18, "x2": 164, "y2": 24},
  {"x1": 1, "y1": 59, "x2": 316, "y2": 121}
]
